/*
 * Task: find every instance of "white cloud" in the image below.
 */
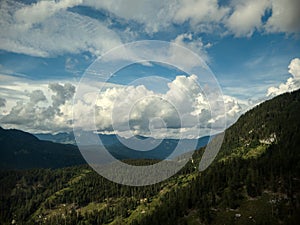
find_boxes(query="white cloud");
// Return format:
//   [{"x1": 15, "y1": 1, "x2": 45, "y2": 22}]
[
  {"x1": 174, "y1": 0, "x2": 229, "y2": 26},
  {"x1": 265, "y1": 0, "x2": 300, "y2": 33},
  {"x1": 225, "y1": 0, "x2": 270, "y2": 37},
  {"x1": 86, "y1": 75, "x2": 216, "y2": 138},
  {"x1": 73, "y1": 75, "x2": 209, "y2": 137},
  {"x1": 1, "y1": 0, "x2": 299, "y2": 58},
  {"x1": 0, "y1": 0, "x2": 122, "y2": 57},
  {"x1": 267, "y1": 58, "x2": 300, "y2": 97},
  {"x1": 171, "y1": 33, "x2": 209, "y2": 63},
  {"x1": 0, "y1": 75, "x2": 245, "y2": 138},
  {"x1": 27, "y1": 90, "x2": 47, "y2": 104},
  {"x1": 223, "y1": 95, "x2": 248, "y2": 124},
  {"x1": 0, "y1": 98, "x2": 6, "y2": 108},
  {"x1": 288, "y1": 58, "x2": 300, "y2": 79},
  {"x1": 225, "y1": 0, "x2": 300, "y2": 37},
  {"x1": 84, "y1": 0, "x2": 299, "y2": 37},
  {"x1": 83, "y1": 0, "x2": 178, "y2": 34},
  {"x1": 14, "y1": 0, "x2": 83, "y2": 27},
  {"x1": 0, "y1": 82, "x2": 76, "y2": 133},
  {"x1": 84, "y1": 0, "x2": 229, "y2": 34}
]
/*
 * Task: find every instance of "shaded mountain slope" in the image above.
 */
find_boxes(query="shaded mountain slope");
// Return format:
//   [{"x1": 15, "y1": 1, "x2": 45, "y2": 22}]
[{"x1": 0, "y1": 127, "x2": 86, "y2": 169}]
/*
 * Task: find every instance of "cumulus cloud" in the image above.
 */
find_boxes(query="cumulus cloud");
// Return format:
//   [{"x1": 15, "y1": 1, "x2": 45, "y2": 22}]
[
  {"x1": 85, "y1": 0, "x2": 230, "y2": 34},
  {"x1": 265, "y1": 0, "x2": 300, "y2": 33},
  {"x1": 0, "y1": 98, "x2": 6, "y2": 108},
  {"x1": 225, "y1": 0, "x2": 300, "y2": 37},
  {"x1": 171, "y1": 33, "x2": 209, "y2": 63},
  {"x1": 0, "y1": 75, "x2": 245, "y2": 138},
  {"x1": 49, "y1": 83, "x2": 75, "y2": 114},
  {"x1": 225, "y1": 0, "x2": 270, "y2": 37},
  {"x1": 72, "y1": 75, "x2": 242, "y2": 138},
  {"x1": 27, "y1": 90, "x2": 47, "y2": 104},
  {"x1": 0, "y1": 83, "x2": 76, "y2": 133},
  {"x1": 223, "y1": 95, "x2": 246, "y2": 123},
  {"x1": 288, "y1": 58, "x2": 300, "y2": 78},
  {"x1": 85, "y1": 0, "x2": 299, "y2": 37},
  {"x1": 267, "y1": 58, "x2": 300, "y2": 97},
  {"x1": 174, "y1": 0, "x2": 229, "y2": 26}
]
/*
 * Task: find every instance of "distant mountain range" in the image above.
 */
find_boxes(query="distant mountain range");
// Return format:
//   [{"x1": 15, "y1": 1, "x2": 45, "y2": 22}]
[
  {"x1": 35, "y1": 131, "x2": 210, "y2": 160},
  {"x1": 0, "y1": 127, "x2": 210, "y2": 169},
  {"x1": 34, "y1": 132, "x2": 77, "y2": 145}
]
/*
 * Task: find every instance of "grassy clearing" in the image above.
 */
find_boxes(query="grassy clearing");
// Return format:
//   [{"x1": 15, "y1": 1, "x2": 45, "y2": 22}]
[
  {"x1": 220, "y1": 144, "x2": 268, "y2": 162},
  {"x1": 30, "y1": 169, "x2": 92, "y2": 221},
  {"x1": 243, "y1": 145, "x2": 268, "y2": 159}
]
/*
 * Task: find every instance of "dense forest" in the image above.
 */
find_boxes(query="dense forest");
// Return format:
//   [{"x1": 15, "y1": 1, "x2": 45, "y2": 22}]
[{"x1": 0, "y1": 89, "x2": 300, "y2": 225}]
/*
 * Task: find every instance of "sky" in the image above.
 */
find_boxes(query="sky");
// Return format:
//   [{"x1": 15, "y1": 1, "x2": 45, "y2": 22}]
[{"x1": 0, "y1": 0, "x2": 299, "y2": 139}]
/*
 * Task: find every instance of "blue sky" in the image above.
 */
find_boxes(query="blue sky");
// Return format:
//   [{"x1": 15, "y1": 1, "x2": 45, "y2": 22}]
[{"x1": 0, "y1": 0, "x2": 299, "y2": 137}]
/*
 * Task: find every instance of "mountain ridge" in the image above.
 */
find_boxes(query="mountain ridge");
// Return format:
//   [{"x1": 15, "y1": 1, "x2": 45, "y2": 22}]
[
  {"x1": 0, "y1": 128, "x2": 210, "y2": 169},
  {"x1": 0, "y1": 127, "x2": 86, "y2": 169}
]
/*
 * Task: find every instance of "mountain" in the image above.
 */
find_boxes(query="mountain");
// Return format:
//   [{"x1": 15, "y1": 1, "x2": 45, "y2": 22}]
[
  {"x1": 1, "y1": 126, "x2": 210, "y2": 170},
  {"x1": 97, "y1": 134, "x2": 210, "y2": 160},
  {"x1": 34, "y1": 132, "x2": 76, "y2": 145},
  {"x1": 0, "y1": 127, "x2": 85, "y2": 169},
  {"x1": 0, "y1": 89, "x2": 300, "y2": 225},
  {"x1": 218, "y1": 89, "x2": 300, "y2": 162},
  {"x1": 35, "y1": 131, "x2": 210, "y2": 160}
]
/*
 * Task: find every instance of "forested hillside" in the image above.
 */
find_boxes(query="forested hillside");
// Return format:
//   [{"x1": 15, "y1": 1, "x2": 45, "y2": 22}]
[
  {"x1": 0, "y1": 89, "x2": 299, "y2": 225},
  {"x1": 0, "y1": 127, "x2": 85, "y2": 169}
]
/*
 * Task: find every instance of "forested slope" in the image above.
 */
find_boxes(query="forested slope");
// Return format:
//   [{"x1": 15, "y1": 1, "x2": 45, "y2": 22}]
[{"x1": 0, "y1": 127, "x2": 85, "y2": 169}]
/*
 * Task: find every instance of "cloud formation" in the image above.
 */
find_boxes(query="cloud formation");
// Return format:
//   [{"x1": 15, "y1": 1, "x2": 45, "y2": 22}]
[
  {"x1": 0, "y1": 75, "x2": 245, "y2": 138},
  {"x1": 0, "y1": 0, "x2": 122, "y2": 57},
  {"x1": 265, "y1": 0, "x2": 300, "y2": 33},
  {"x1": 171, "y1": 33, "x2": 210, "y2": 63},
  {"x1": 267, "y1": 58, "x2": 300, "y2": 97},
  {"x1": 0, "y1": 98, "x2": 6, "y2": 108},
  {"x1": 76, "y1": 74, "x2": 247, "y2": 138},
  {"x1": 174, "y1": 0, "x2": 229, "y2": 27},
  {"x1": 0, "y1": 83, "x2": 76, "y2": 133},
  {"x1": 14, "y1": 0, "x2": 82, "y2": 26},
  {"x1": 0, "y1": 0, "x2": 299, "y2": 58},
  {"x1": 84, "y1": 0, "x2": 300, "y2": 36},
  {"x1": 226, "y1": 0, "x2": 270, "y2": 37}
]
